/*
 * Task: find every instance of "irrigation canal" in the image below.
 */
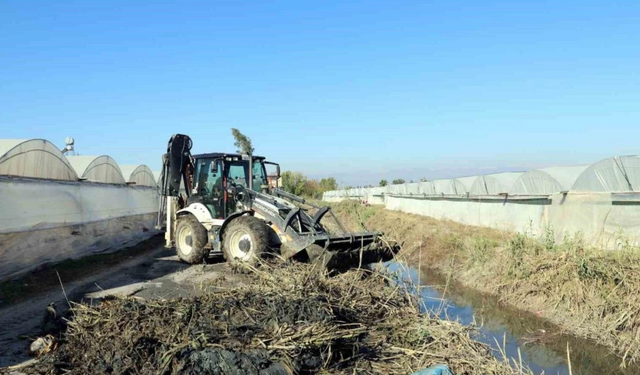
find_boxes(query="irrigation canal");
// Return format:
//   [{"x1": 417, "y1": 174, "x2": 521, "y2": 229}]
[{"x1": 386, "y1": 262, "x2": 639, "y2": 375}]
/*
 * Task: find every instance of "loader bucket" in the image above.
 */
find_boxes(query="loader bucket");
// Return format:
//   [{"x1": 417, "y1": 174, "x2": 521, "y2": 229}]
[
  {"x1": 315, "y1": 232, "x2": 378, "y2": 252},
  {"x1": 307, "y1": 231, "x2": 400, "y2": 270}
]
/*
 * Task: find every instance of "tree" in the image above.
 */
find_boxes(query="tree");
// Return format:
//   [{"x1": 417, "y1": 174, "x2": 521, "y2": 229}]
[
  {"x1": 281, "y1": 171, "x2": 308, "y2": 196},
  {"x1": 304, "y1": 179, "x2": 321, "y2": 199},
  {"x1": 281, "y1": 171, "x2": 340, "y2": 199},
  {"x1": 379, "y1": 179, "x2": 388, "y2": 187},
  {"x1": 319, "y1": 177, "x2": 338, "y2": 192},
  {"x1": 420, "y1": 177, "x2": 428, "y2": 182},
  {"x1": 392, "y1": 179, "x2": 405, "y2": 185},
  {"x1": 231, "y1": 128, "x2": 254, "y2": 155}
]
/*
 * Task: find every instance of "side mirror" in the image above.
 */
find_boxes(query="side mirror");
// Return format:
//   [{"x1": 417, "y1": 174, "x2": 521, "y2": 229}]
[
  {"x1": 264, "y1": 161, "x2": 281, "y2": 189},
  {"x1": 211, "y1": 159, "x2": 220, "y2": 174}
]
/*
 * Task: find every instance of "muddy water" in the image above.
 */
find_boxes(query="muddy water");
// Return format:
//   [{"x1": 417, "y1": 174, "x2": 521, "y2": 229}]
[{"x1": 385, "y1": 262, "x2": 639, "y2": 375}]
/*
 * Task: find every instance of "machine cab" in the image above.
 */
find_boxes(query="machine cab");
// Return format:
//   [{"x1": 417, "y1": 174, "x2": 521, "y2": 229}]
[{"x1": 190, "y1": 153, "x2": 272, "y2": 219}]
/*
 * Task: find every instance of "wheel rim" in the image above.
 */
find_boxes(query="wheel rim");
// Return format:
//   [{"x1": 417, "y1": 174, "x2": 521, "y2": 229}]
[
  {"x1": 228, "y1": 229, "x2": 253, "y2": 261},
  {"x1": 177, "y1": 225, "x2": 193, "y2": 256}
]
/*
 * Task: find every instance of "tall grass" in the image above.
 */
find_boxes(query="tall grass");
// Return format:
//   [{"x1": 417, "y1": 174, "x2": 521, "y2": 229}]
[{"x1": 330, "y1": 200, "x2": 640, "y2": 365}]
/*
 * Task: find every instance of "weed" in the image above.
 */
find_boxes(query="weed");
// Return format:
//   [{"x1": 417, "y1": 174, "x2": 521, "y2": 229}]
[
  {"x1": 24, "y1": 260, "x2": 532, "y2": 375},
  {"x1": 327, "y1": 201, "x2": 640, "y2": 364},
  {"x1": 469, "y1": 237, "x2": 497, "y2": 265},
  {"x1": 542, "y1": 226, "x2": 556, "y2": 253}
]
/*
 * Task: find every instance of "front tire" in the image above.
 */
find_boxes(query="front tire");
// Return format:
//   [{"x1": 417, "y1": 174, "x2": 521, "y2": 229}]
[
  {"x1": 222, "y1": 216, "x2": 269, "y2": 266},
  {"x1": 175, "y1": 215, "x2": 207, "y2": 264}
]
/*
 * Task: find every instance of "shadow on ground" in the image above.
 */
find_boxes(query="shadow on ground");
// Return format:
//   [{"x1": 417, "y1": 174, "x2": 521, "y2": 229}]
[{"x1": 0, "y1": 236, "x2": 244, "y2": 368}]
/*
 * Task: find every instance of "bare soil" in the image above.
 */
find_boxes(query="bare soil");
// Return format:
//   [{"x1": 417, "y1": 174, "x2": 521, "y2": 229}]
[{"x1": 0, "y1": 236, "x2": 245, "y2": 369}]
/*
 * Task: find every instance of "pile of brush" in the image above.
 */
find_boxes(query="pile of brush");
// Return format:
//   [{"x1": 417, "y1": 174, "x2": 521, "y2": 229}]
[{"x1": 18, "y1": 261, "x2": 528, "y2": 375}]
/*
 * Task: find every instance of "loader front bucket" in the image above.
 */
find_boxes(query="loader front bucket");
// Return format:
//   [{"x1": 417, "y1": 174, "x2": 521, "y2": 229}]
[{"x1": 308, "y1": 231, "x2": 400, "y2": 270}]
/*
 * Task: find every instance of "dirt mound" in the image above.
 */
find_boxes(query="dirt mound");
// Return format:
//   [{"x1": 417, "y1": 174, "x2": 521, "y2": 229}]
[{"x1": 11, "y1": 261, "x2": 527, "y2": 375}]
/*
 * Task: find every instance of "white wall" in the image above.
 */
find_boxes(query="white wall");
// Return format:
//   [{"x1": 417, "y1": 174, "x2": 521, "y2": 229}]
[
  {"x1": 0, "y1": 177, "x2": 159, "y2": 280},
  {"x1": 384, "y1": 193, "x2": 640, "y2": 250},
  {"x1": 0, "y1": 177, "x2": 157, "y2": 233}
]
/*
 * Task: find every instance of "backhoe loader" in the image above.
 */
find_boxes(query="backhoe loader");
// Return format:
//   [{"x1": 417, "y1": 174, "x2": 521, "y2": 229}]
[{"x1": 157, "y1": 134, "x2": 397, "y2": 269}]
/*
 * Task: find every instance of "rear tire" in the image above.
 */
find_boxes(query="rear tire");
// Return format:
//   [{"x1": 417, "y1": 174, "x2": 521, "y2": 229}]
[
  {"x1": 175, "y1": 215, "x2": 208, "y2": 264},
  {"x1": 222, "y1": 216, "x2": 269, "y2": 266}
]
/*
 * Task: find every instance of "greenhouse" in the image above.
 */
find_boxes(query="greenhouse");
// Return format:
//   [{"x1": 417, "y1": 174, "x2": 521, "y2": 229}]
[
  {"x1": 405, "y1": 182, "x2": 421, "y2": 195},
  {"x1": 419, "y1": 181, "x2": 435, "y2": 195},
  {"x1": 510, "y1": 165, "x2": 588, "y2": 195},
  {"x1": 67, "y1": 155, "x2": 126, "y2": 184},
  {"x1": 321, "y1": 155, "x2": 640, "y2": 250},
  {"x1": 387, "y1": 184, "x2": 407, "y2": 195},
  {"x1": 469, "y1": 172, "x2": 522, "y2": 195},
  {"x1": 120, "y1": 165, "x2": 157, "y2": 187},
  {"x1": 0, "y1": 139, "x2": 78, "y2": 181},
  {"x1": 153, "y1": 170, "x2": 162, "y2": 186},
  {"x1": 571, "y1": 156, "x2": 640, "y2": 192},
  {"x1": 454, "y1": 176, "x2": 477, "y2": 194},
  {"x1": 432, "y1": 179, "x2": 462, "y2": 195}
]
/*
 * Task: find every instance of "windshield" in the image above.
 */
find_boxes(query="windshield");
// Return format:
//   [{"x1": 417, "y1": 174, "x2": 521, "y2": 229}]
[{"x1": 227, "y1": 159, "x2": 267, "y2": 192}]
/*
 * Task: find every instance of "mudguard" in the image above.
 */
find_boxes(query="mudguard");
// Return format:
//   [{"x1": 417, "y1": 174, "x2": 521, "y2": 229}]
[
  {"x1": 220, "y1": 210, "x2": 253, "y2": 236},
  {"x1": 177, "y1": 203, "x2": 220, "y2": 230}
]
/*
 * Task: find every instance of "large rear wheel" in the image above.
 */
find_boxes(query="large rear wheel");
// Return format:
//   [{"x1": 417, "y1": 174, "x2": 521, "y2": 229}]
[
  {"x1": 175, "y1": 215, "x2": 207, "y2": 264},
  {"x1": 222, "y1": 216, "x2": 269, "y2": 266}
]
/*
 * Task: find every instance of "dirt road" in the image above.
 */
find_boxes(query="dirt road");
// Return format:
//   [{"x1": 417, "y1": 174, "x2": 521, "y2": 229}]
[{"x1": 0, "y1": 236, "x2": 245, "y2": 368}]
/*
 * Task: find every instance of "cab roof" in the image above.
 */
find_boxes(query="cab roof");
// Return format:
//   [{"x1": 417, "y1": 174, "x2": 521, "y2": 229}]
[{"x1": 193, "y1": 152, "x2": 265, "y2": 160}]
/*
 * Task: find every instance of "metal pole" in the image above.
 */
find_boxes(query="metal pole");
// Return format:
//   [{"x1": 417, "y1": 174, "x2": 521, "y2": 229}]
[
  {"x1": 165, "y1": 197, "x2": 175, "y2": 248},
  {"x1": 248, "y1": 154, "x2": 253, "y2": 191}
]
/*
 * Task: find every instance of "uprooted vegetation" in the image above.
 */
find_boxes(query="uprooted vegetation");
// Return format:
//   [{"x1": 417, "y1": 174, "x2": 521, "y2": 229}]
[
  {"x1": 15, "y1": 261, "x2": 529, "y2": 375},
  {"x1": 330, "y1": 200, "x2": 640, "y2": 365}
]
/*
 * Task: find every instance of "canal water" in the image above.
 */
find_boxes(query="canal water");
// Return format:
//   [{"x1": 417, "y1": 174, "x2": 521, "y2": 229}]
[{"x1": 384, "y1": 262, "x2": 639, "y2": 375}]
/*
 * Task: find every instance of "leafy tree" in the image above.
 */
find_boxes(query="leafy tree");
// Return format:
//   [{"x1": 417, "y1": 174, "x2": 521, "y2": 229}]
[
  {"x1": 319, "y1": 177, "x2": 338, "y2": 192},
  {"x1": 304, "y1": 179, "x2": 321, "y2": 199},
  {"x1": 231, "y1": 128, "x2": 254, "y2": 155},
  {"x1": 392, "y1": 179, "x2": 405, "y2": 185},
  {"x1": 281, "y1": 171, "x2": 307, "y2": 196},
  {"x1": 379, "y1": 179, "x2": 388, "y2": 187},
  {"x1": 281, "y1": 172, "x2": 340, "y2": 199}
]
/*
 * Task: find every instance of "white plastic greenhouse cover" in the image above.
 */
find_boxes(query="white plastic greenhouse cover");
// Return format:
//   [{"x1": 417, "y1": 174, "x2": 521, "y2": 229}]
[
  {"x1": 67, "y1": 155, "x2": 126, "y2": 184},
  {"x1": 571, "y1": 156, "x2": 640, "y2": 192},
  {"x1": 153, "y1": 171, "x2": 162, "y2": 185},
  {"x1": 405, "y1": 182, "x2": 421, "y2": 194},
  {"x1": 0, "y1": 139, "x2": 78, "y2": 181},
  {"x1": 454, "y1": 176, "x2": 478, "y2": 194},
  {"x1": 388, "y1": 184, "x2": 407, "y2": 194},
  {"x1": 119, "y1": 165, "x2": 157, "y2": 187},
  {"x1": 510, "y1": 165, "x2": 588, "y2": 195},
  {"x1": 369, "y1": 187, "x2": 384, "y2": 195},
  {"x1": 419, "y1": 181, "x2": 435, "y2": 194},
  {"x1": 470, "y1": 172, "x2": 522, "y2": 195},
  {"x1": 432, "y1": 179, "x2": 458, "y2": 195}
]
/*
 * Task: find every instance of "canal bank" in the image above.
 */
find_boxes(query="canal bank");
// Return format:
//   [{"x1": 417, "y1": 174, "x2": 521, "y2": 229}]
[
  {"x1": 386, "y1": 262, "x2": 639, "y2": 375},
  {"x1": 330, "y1": 200, "x2": 640, "y2": 366}
]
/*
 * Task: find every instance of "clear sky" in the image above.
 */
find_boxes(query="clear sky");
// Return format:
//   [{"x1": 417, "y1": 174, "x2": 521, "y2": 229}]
[{"x1": 1, "y1": 1, "x2": 639, "y2": 186}]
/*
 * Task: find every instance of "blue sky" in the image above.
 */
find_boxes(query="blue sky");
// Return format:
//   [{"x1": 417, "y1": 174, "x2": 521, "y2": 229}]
[{"x1": 1, "y1": 1, "x2": 639, "y2": 186}]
